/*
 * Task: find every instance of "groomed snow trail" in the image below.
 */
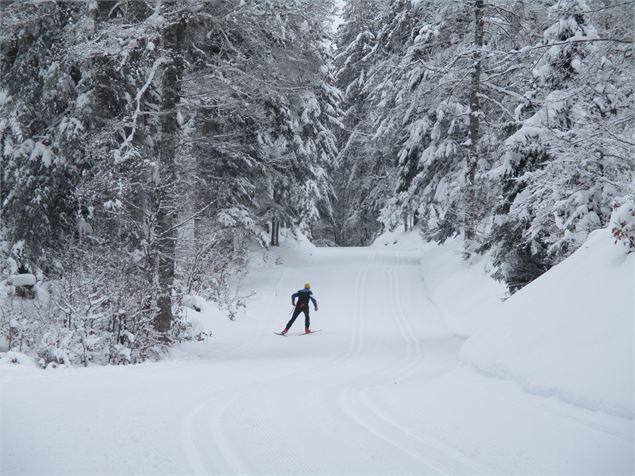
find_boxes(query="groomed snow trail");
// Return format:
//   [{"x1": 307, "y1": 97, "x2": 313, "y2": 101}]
[{"x1": 2, "y1": 247, "x2": 632, "y2": 475}]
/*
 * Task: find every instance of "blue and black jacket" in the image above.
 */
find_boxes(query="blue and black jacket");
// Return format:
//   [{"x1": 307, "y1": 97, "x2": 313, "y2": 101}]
[{"x1": 292, "y1": 289, "x2": 317, "y2": 310}]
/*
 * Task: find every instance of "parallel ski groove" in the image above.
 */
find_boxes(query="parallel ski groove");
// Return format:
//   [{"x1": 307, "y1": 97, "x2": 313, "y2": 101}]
[{"x1": 331, "y1": 250, "x2": 487, "y2": 474}]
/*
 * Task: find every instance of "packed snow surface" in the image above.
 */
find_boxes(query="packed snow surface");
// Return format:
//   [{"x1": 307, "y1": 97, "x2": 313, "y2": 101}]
[{"x1": 1, "y1": 231, "x2": 632, "y2": 474}]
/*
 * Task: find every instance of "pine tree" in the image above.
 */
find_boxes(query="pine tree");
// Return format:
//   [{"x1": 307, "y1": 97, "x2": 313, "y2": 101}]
[
  {"x1": 331, "y1": 0, "x2": 385, "y2": 245},
  {"x1": 1, "y1": 2, "x2": 91, "y2": 258},
  {"x1": 488, "y1": 0, "x2": 634, "y2": 291}
]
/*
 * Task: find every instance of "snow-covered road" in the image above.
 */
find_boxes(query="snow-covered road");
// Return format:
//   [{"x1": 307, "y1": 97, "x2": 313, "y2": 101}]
[{"x1": 2, "y1": 247, "x2": 632, "y2": 474}]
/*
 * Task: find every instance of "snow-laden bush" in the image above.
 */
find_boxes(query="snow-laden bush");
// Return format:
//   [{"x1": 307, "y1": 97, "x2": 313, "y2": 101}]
[
  {"x1": 0, "y1": 223, "x2": 252, "y2": 367},
  {"x1": 611, "y1": 196, "x2": 635, "y2": 251},
  {"x1": 177, "y1": 221, "x2": 251, "y2": 321},
  {"x1": 0, "y1": 350, "x2": 39, "y2": 368},
  {"x1": 0, "y1": 240, "x2": 192, "y2": 368}
]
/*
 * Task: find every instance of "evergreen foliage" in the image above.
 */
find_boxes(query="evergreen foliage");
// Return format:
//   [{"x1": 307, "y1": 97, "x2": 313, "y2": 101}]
[
  {"x1": 333, "y1": 0, "x2": 633, "y2": 287},
  {"x1": 1, "y1": 0, "x2": 338, "y2": 365}
]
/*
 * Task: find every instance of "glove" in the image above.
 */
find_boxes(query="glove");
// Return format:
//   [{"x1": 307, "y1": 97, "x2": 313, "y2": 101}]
[{"x1": 315, "y1": 306, "x2": 319, "y2": 311}]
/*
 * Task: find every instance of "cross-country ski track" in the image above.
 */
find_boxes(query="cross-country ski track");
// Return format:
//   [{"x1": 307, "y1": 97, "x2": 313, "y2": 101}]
[{"x1": 2, "y1": 246, "x2": 631, "y2": 475}]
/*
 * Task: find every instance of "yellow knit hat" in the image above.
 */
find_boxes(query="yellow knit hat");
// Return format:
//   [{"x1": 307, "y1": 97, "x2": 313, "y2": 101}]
[{"x1": 304, "y1": 282, "x2": 311, "y2": 289}]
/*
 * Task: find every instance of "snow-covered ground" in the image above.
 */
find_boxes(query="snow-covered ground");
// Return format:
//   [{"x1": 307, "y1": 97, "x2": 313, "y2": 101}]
[
  {"x1": 463, "y1": 227, "x2": 634, "y2": 419},
  {"x1": 1, "y1": 230, "x2": 632, "y2": 474}
]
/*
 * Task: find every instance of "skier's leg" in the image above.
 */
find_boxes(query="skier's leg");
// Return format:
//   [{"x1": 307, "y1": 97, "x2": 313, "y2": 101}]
[
  {"x1": 285, "y1": 308, "x2": 301, "y2": 330},
  {"x1": 304, "y1": 308, "x2": 310, "y2": 331}
]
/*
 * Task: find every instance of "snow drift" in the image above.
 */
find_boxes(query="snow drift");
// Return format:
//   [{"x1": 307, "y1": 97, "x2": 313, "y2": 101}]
[{"x1": 461, "y1": 227, "x2": 634, "y2": 418}]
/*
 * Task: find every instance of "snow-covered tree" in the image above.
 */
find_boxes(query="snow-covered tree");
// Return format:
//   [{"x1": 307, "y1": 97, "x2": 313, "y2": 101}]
[
  {"x1": 371, "y1": 1, "x2": 526, "y2": 246},
  {"x1": 488, "y1": 0, "x2": 634, "y2": 290},
  {"x1": 0, "y1": 0, "x2": 341, "y2": 364},
  {"x1": 330, "y1": 0, "x2": 386, "y2": 245},
  {"x1": 333, "y1": 0, "x2": 631, "y2": 292},
  {"x1": 1, "y1": 2, "x2": 92, "y2": 258},
  {"x1": 181, "y1": 0, "x2": 339, "y2": 247}
]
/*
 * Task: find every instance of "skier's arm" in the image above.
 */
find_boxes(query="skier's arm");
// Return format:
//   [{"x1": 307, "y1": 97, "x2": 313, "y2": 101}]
[
  {"x1": 310, "y1": 296, "x2": 318, "y2": 310},
  {"x1": 291, "y1": 292, "x2": 299, "y2": 306}
]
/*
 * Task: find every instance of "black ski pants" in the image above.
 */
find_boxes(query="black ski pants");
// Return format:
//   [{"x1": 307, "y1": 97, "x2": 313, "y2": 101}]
[{"x1": 285, "y1": 303, "x2": 310, "y2": 330}]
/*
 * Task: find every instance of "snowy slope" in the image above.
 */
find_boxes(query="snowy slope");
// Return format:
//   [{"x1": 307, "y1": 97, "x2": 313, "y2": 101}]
[
  {"x1": 462, "y1": 228, "x2": 634, "y2": 418},
  {"x1": 1, "y1": 232, "x2": 632, "y2": 475}
]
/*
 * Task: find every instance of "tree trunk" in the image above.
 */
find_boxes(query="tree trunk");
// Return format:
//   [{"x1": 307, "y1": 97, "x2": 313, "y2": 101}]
[
  {"x1": 155, "y1": 18, "x2": 185, "y2": 333},
  {"x1": 464, "y1": 0, "x2": 484, "y2": 255},
  {"x1": 270, "y1": 218, "x2": 279, "y2": 247},
  {"x1": 275, "y1": 219, "x2": 279, "y2": 246}
]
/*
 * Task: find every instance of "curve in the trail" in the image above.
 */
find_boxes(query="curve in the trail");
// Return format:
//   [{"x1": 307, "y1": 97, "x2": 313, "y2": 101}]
[
  {"x1": 179, "y1": 247, "x2": 484, "y2": 474},
  {"x1": 360, "y1": 251, "x2": 495, "y2": 473},
  {"x1": 179, "y1": 266, "x2": 291, "y2": 474},
  {"x1": 333, "y1": 250, "x2": 482, "y2": 474},
  {"x1": 312, "y1": 250, "x2": 462, "y2": 473}
]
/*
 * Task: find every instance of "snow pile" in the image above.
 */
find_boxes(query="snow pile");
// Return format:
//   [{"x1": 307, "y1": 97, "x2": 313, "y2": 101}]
[
  {"x1": 462, "y1": 227, "x2": 634, "y2": 418},
  {"x1": 182, "y1": 294, "x2": 207, "y2": 313},
  {"x1": 182, "y1": 295, "x2": 226, "y2": 335}
]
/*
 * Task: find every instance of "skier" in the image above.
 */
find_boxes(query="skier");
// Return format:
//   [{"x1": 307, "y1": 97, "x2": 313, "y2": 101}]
[{"x1": 280, "y1": 283, "x2": 318, "y2": 335}]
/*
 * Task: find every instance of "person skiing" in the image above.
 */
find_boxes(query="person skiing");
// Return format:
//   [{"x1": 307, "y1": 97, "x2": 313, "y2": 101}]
[{"x1": 280, "y1": 283, "x2": 318, "y2": 335}]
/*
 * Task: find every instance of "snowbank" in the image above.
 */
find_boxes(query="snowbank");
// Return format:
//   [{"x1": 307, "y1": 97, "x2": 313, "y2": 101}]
[
  {"x1": 461, "y1": 228, "x2": 634, "y2": 418},
  {"x1": 374, "y1": 227, "x2": 633, "y2": 418}
]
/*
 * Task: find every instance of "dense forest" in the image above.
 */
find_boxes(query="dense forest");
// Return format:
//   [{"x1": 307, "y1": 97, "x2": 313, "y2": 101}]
[{"x1": 1, "y1": 0, "x2": 633, "y2": 366}]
